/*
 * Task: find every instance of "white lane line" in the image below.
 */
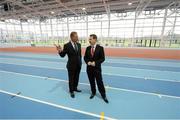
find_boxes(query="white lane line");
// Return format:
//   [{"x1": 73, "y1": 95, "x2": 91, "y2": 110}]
[
  {"x1": 0, "y1": 53, "x2": 61, "y2": 58},
  {"x1": 0, "y1": 60, "x2": 180, "y2": 83},
  {"x1": 0, "y1": 89, "x2": 116, "y2": 120},
  {"x1": 1, "y1": 70, "x2": 180, "y2": 99},
  {"x1": 1, "y1": 53, "x2": 180, "y2": 67},
  {"x1": 0, "y1": 58, "x2": 178, "y2": 73},
  {"x1": 105, "y1": 60, "x2": 180, "y2": 68},
  {"x1": 1, "y1": 53, "x2": 180, "y2": 70}
]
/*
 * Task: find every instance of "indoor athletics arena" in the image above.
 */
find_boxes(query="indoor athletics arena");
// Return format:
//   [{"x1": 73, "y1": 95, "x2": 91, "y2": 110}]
[{"x1": 0, "y1": 0, "x2": 180, "y2": 119}]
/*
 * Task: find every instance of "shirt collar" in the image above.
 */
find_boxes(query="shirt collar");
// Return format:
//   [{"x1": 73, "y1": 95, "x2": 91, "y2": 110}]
[
  {"x1": 91, "y1": 44, "x2": 97, "y2": 49},
  {"x1": 70, "y1": 40, "x2": 77, "y2": 47},
  {"x1": 71, "y1": 40, "x2": 75, "y2": 45}
]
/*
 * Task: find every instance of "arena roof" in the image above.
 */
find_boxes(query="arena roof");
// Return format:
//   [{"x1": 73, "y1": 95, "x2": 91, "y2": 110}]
[{"x1": 0, "y1": 0, "x2": 179, "y2": 20}]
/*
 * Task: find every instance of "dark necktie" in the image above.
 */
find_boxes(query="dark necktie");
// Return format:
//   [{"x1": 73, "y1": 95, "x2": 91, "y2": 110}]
[
  {"x1": 74, "y1": 42, "x2": 78, "y2": 53},
  {"x1": 91, "y1": 46, "x2": 94, "y2": 57}
]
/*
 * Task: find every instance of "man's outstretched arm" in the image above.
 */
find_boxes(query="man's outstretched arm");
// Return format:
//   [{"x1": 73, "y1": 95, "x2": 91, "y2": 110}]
[{"x1": 54, "y1": 44, "x2": 67, "y2": 57}]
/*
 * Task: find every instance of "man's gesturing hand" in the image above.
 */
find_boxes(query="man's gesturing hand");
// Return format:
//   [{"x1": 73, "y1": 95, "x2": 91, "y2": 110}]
[{"x1": 54, "y1": 44, "x2": 62, "y2": 53}]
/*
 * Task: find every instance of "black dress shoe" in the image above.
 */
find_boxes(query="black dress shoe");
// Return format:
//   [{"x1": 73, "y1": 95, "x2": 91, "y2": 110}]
[
  {"x1": 89, "y1": 94, "x2": 95, "y2": 99},
  {"x1": 103, "y1": 97, "x2": 109, "y2": 103},
  {"x1": 70, "y1": 92, "x2": 75, "y2": 98},
  {"x1": 74, "y1": 89, "x2": 82, "y2": 92}
]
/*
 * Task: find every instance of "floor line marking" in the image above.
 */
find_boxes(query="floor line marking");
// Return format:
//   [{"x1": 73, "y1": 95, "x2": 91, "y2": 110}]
[
  {"x1": 0, "y1": 89, "x2": 116, "y2": 120},
  {"x1": 1, "y1": 53, "x2": 179, "y2": 67},
  {"x1": 0, "y1": 57, "x2": 179, "y2": 73},
  {"x1": 0, "y1": 61, "x2": 179, "y2": 83},
  {"x1": 1, "y1": 70, "x2": 180, "y2": 99}
]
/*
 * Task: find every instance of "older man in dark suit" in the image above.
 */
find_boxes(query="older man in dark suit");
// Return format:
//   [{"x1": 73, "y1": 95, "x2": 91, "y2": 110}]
[{"x1": 55, "y1": 32, "x2": 82, "y2": 98}]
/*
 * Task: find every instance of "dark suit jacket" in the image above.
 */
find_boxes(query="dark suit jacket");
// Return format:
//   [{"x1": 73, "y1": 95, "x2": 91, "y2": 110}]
[
  {"x1": 59, "y1": 42, "x2": 82, "y2": 70},
  {"x1": 84, "y1": 44, "x2": 105, "y2": 71}
]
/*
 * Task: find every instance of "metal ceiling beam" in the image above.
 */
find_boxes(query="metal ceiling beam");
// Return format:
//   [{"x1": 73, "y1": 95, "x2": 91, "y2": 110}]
[
  {"x1": 0, "y1": 0, "x2": 174, "y2": 20},
  {"x1": 102, "y1": 0, "x2": 110, "y2": 18},
  {"x1": 160, "y1": 0, "x2": 179, "y2": 47},
  {"x1": 160, "y1": 7, "x2": 168, "y2": 47},
  {"x1": 0, "y1": 0, "x2": 67, "y2": 19},
  {"x1": 0, "y1": 0, "x2": 172, "y2": 12},
  {"x1": 132, "y1": 0, "x2": 152, "y2": 47},
  {"x1": 1, "y1": 0, "x2": 137, "y2": 19},
  {"x1": 5, "y1": 0, "x2": 48, "y2": 18},
  {"x1": 167, "y1": 1, "x2": 180, "y2": 17},
  {"x1": 0, "y1": 8, "x2": 66, "y2": 20},
  {"x1": 0, "y1": 0, "x2": 6, "y2": 4},
  {"x1": 55, "y1": 0, "x2": 79, "y2": 17},
  {"x1": 135, "y1": 0, "x2": 152, "y2": 17}
]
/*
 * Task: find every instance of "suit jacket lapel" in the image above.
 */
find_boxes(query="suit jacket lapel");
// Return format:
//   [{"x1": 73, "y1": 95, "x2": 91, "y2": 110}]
[
  {"x1": 93, "y1": 45, "x2": 98, "y2": 57},
  {"x1": 77, "y1": 43, "x2": 81, "y2": 55},
  {"x1": 77, "y1": 43, "x2": 80, "y2": 52},
  {"x1": 69, "y1": 42, "x2": 76, "y2": 53},
  {"x1": 69, "y1": 42, "x2": 81, "y2": 54},
  {"x1": 89, "y1": 46, "x2": 92, "y2": 58}
]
